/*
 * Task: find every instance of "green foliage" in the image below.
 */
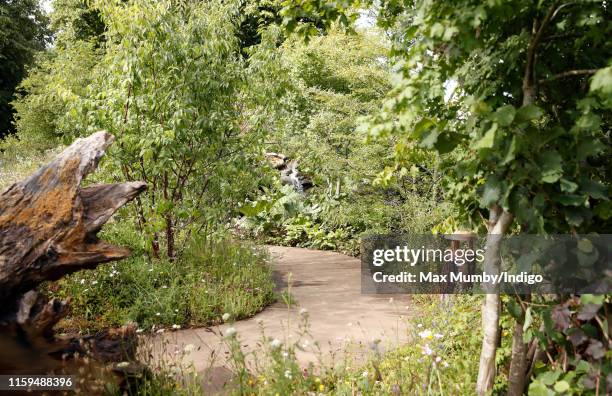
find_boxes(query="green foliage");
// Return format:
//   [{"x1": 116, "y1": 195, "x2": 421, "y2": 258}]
[
  {"x1": 0, "y1": 0, "x2": 49, "y2": 137},
  {"x1": 61, "y1": 0, "x2": 277, "y2": 258},
  {"x1": 239, "y1": 30, "x2": 450, "y2": 252},
  {"x1": 48, "y1": 220, "x2": 275, "y2": 333}
]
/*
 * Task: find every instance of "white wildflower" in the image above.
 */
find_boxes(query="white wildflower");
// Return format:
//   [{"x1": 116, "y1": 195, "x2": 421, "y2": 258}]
[
  {"x1": 418, "y1": 330, "x2": 433, "y2": 340},
  {"x1": 434, "y1": 333, "x2": 443, "y2": 339},
  {"x1": 172, "y1": 324, "x2": 181, "y2": 330},
  {"x1": 361, "y1": 371, "x2": 368, "y2": 378},
  {"x1": 225, "y1": 327, "x2": 237, "y2": 338},
  {"x1": 270, "y1": 338, "x2": 281, "y2": 349},
  {"x1": 284, "y1": 370, "x2": 292, "y2": 379},
  {"x1": 156, "y1": 312, "x2": 161, "y2": 316},
  {"x1": 222, "y1": 313, "x2": 231, "y2": 321},
  {"x1": 422, "y1": 345, "x2": 433, "y2": 356}
]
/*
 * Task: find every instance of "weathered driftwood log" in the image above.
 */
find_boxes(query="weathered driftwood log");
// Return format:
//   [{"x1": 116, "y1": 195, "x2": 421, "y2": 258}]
[{"x1": 0, "y1": 131, "x2": 145, "y2": 375}]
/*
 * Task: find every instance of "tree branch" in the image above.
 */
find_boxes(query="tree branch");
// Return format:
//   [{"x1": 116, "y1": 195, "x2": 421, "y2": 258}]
[{"x1": 538, "y1": 69, "x2": 599, "y2": 85}]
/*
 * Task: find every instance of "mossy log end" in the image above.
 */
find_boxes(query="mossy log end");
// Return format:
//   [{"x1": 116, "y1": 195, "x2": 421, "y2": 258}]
[{"x1": 0, "y1": 131, "x2": 145, "y2": 374}]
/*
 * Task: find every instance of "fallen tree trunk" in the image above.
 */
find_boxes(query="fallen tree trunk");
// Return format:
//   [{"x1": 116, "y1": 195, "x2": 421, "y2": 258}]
[{"x1": 0, "y1": 131, "x2": 145, "y2": 376}]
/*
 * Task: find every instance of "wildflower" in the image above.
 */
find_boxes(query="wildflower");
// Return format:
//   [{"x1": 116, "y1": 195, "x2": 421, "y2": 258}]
[
  {"x1": 183, "y1": 344, "x2": 195, "y2": 353},
  {"x1": 362, "y1": 371, "x2": 368, "y2": 378},
  {"x1": 156, "y1": 312, "x2": 161, "y2": 316},
  {"x1": 222, "y1": 313, "x2": 231, "y2": 321},
  {"x1": 162, "y1": 285, "x2": 168, "y2": 289},
  {"x1": 148, "y1": 268, "x2": 154, "y2": 272},
  {"x1": 319, "y1": 384, "x2": 325, "y2": 391},
  {"x1": 225, "y1": 327, "x2": 237, "y2": 338},
  {"x1": 172, "y1": 324, "x2": 181, "y2": 330},
  {"x1": 80, "y1": 279, "x2": 85, "y2": 285},
  {"x1": 282, "y1": 351, "x2": 289, "y2": 358},
  {"x1": 302, "y1": 340, "x2": 309, "y2": 348},
  {"x1": 443, "y1": 361, "x2": 449, "y2": 368},
  {"x1": 284, "y1": 370, "x2": 292, "y2": 379},
  {"x1": 434, "y1": 333, "x2": 443, "y2": 339},
  {"x1": 91, "y1": 280, "x2": 98, "y2": 285},
  {"x1": 299, "y1": 308, "x2": 308, "y2": 316},
  {"x1": 270, "y1": 338, "x2": 281, "y2": 349},
  {"x1": 417, "y1": 323, "x2": 423, "y2": 328},
  {"x1": 421, "y1": 344, "x2": 433, "y2": 355},
  {"x1": 435, "y1": 356, "x2": 442, "y2": 363},
  {"x1": 418, "y1": 330, "x2": 433, "y2": 340}
]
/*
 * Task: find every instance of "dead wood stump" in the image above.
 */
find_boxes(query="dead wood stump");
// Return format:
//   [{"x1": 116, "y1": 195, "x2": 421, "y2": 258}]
[{"x1": 0, "y1": 131, "x2": 145, "y2": 377}]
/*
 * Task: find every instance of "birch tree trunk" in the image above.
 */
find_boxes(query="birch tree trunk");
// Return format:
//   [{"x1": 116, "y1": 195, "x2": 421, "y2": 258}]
[{"x1": 476, "y1": 205, "x2": 514, "y2": 395}]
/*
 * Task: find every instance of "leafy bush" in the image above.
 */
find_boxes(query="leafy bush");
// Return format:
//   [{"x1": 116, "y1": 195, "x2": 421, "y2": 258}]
[{"x1": 48, "y1": 220, "x2": 275, "y2": 333}]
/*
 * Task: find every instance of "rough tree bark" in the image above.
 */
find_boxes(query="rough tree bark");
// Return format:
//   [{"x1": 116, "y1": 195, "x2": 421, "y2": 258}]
[
  {"x1": 0, "y1": 131, "x2": 146, "y2": 375},
  {"x1": 476, "y1": 205, "x2": 514, "y2": 395}
]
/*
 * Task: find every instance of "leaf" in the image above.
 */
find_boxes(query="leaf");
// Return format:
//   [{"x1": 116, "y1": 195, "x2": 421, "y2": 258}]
[
  {"x1": 515, "y1": 104, "x2": 544, "y2": 123},
  {"x1": 594, "y1": 201, "x2": 612, "y2": 219},
  {"x1": 585, "y1": 340, "x2": 605, "y2": 359},
  {"x1": 538, "y1": 151, "x2": 563, "y2": 183},
  {"x1": 550, "y1": 305, "x2": 570, "y2": 331},
  {"x1": 528, "y1": 380, "x2": 554, "y2": 396},
  {"x1": 580, "y1": 179, "x2": 608, "y2": 200},
  {"x1": 500, "y1": 135, "x2": 517, "y2": 165},
  {"x1": 556, "y1": 194, "x2": 587, "y2": 206},
  {"x1": 580, "y1": 294, "x2": 604, "y2": 305},
  {"x1": 589, "y1": 66, "x2": 612, "y2": 94},
  {"x1": 576, "y1": 139, "x2": 605, "y2": 161},
  {"x1": 434, "y1": 131, "x2": 460, "y2": 154},
  {"x1": 473, "y1": 123, "x2": 497, "y2": 151},
  {"x1": 559, "y1": 178, "x2": 578, "y2": 193},
  {"x1": 538, "y1": 370, "x2": 561, "y2": 386},
  {"x1": 480, "y1": 175, "x2": 501, "y2": 207},
  {"x1": 567, "y1": 328, "x2": 587, "y2": 347},
  {"x1": 492, "y1": 105, "x2": 516, "y2": 126},
  {"x1": 577, "y1": 239, "x2": 594, "y2": 253},
  {"x1": 553, "y1": 381, "x2": 570, "y2": 393},
  {"x1": 577, "y1": 303, "x2": 602, "y2": 321}
]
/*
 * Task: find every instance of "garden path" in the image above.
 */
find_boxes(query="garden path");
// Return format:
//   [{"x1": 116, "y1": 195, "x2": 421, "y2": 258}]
[{"x1": 155, "y1": 246, "x2": 411, "y2": 392}]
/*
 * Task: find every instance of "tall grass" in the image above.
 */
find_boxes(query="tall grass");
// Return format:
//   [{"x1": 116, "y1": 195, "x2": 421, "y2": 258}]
[{"x1": 47, "y1": 221, "x2": 276, "y2": 334}]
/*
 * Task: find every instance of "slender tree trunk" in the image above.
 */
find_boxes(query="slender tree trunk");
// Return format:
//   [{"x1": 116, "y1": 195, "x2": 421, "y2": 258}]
[
  {"x1": 507, "y1": 295, "x2": 530, "y2": 396},
  {"x1": 476, "y1": 205, "x2": 514, "y2": 395},
  {"x1": 162, "y1": 171, "x2": 175, "y2": 260}
]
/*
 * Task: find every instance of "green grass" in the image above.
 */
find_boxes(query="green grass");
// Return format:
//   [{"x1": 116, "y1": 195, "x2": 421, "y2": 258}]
[{"x1": 47, "y1": 220, "x2": 276, "y2": 334}]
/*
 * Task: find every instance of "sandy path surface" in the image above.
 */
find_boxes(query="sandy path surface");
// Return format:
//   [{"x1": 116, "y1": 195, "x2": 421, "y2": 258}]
[{"x1": 154, "y1": 246, "x2": 411, "y2": 392}]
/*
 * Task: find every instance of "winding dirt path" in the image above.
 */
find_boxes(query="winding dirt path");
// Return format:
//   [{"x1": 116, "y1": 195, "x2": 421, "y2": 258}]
[{"x1": 156, "y1": 246, "x2": 411, "y2": 392}]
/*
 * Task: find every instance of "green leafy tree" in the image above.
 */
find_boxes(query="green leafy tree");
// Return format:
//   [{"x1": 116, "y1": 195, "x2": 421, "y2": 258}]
[
  {"x1": 0, "y1": 0, "x2": 49, "y2": 137},
  {"x1": 68, "y1": 0, "x2": 274, "y2": 259},
  {"x1": 11, "y1": 0, "x2": 104, "y2": 148},
  {"x1": 280, "y1": 0, "x2": 611, "y2": 394}
]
